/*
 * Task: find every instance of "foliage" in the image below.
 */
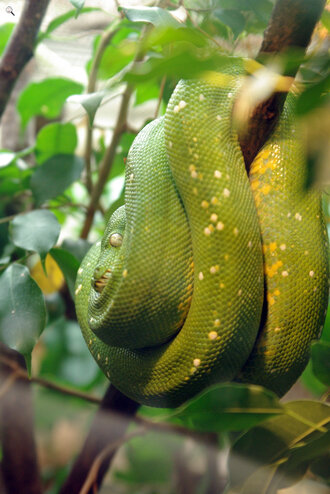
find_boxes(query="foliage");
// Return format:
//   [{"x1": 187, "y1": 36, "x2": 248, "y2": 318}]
[{"x1": 0, "y1": 1, "x2": 329, "y2": 493}]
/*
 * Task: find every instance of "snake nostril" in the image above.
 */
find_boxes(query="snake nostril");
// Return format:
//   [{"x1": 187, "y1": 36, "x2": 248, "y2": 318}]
[{"x1": 92, "y1": 268, "x2": 112, "y2": 293}]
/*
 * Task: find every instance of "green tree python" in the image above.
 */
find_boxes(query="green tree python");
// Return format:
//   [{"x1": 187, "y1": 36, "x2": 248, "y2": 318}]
[{"x1": 75, "y1": 59, "x2": 329, "y2": 407}]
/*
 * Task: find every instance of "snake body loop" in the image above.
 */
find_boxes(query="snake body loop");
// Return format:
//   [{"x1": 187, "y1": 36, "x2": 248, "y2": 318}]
[{"x1": 75, "y1": 60, "x2": 329, "y2": 407}]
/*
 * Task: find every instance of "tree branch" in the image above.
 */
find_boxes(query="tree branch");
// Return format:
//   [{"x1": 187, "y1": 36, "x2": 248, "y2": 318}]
[
  {"x1": 238, "y1": 0, "x2": 326, "y2": 170},
  {"x1": 59, "y1": 384, "x2": 140, "y2": 494},
  {"x1": 0, "y1": 0, "x2": 51, "y2": 120},
  {"x1": 0, "y1": 344, "x2": 42, "y2": 494}
]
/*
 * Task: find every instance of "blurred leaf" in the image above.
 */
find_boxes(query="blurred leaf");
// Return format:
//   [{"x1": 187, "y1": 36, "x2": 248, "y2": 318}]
[
  {"x1": 146, "y1": 25, "x2": 208, "y2": 49},
  {"x1": 227, "y1": 401, "x2": 330, "y2": 494},
  {"x1": 123, "y1": 6, "x2": 181, "y2": 28},
  {"x1": 50, "y1": 247, "x2": 80, "y2": 300},
  {"x1": 311, "y1": 340, "x2": 330, "y2": 386},
  {"x1": 35, "y1": 123, "x2": 77, "y2": 164},
  {"x1": 170, "y1": 383, "x2": 283, "y2": 432},
  {"x1": 30, "y1": 253, "x2": 64, "y2": 294},
  {"x1": 114, "y1": 432, "x2": 180, "y2": 485},
  {"x1": 88, "y1": 33, "x2": 136, "y2": 80},
  {"x1": 134, "y1": 81, "x2": 160, "y2": 105},
  {"x1": 320, "y1": 9, "x2": 330, "y2": 31},
  {"x1": 67, "y1": 91, "x2": 105, "y2": 126},
  {"x1": 300, "y1": 360, "x2": 327, "y2": 397},
  {"x1": 124, "y1": 49, "x2": 233, "y2": 83},
  {"x1": 0, "y1": 23, "x2": 14, "y2": 56},
  {"x1": 10, "y1": 210, "x2": 60, "y2": 260},
  {"x1": 214, "y1": 8, "x2": 245, "y2": 38},
  {"x1": 0, "y1": 162, "x2": 31, "y2": 197},
  {"x1": 296, "y1": 73, "x2": 330, "y2": 116},
  {"x1": 40, "y1": 317, "x2": 100, "y2": 387},
  {"x1": 69, "y1": 0, "x2": 85, "y2": 12},
  {"x1": 0, "y1": 264, "x2": 46, "y2": 364},
  {"x1": 30, "y1": 154, "x2": 84, "y2": 205},
  {"x1": 17, "y1": 78, "x2": 83, "y2": 128},
  {"x1": 61, "y1": 238, "x2": 91, "y2": 263},
  {"x1": 38, "y1": 7, "x2": 102, "y2": 42}
]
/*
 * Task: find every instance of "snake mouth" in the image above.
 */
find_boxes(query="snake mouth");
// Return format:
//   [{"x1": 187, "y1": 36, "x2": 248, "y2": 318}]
[{"x1": 93, "y1": 268, "x2": 112, "y2": 293}]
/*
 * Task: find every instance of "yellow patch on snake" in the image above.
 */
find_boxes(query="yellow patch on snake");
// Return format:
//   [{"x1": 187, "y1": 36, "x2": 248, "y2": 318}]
[
  {"x1": 208, "y1": 331, "x2": 218, "y2": 340},
  {"x1": 265, "y1": 260, "x2": 283, "y2": 278}
]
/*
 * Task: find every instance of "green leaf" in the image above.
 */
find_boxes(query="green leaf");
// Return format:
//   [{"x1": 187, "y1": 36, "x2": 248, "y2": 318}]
[
  {"x1": 35, "y1": 123, "x2": 77, "y2": 164},
  {"x1": 321, "y1": 9, "x2": 330, "y2": 31},
  {"x1": 300, "y1": 360, "x2": 327, "y2": 397},
  {"x1": 40, "y1": 317, "x2": 101, "y2": 387},
  {"x1": 38, "y1": 8, "x2": 102, "y2": 42},
  {"x1": 227, "y1": 401, "x2": 330, "y2": 494},
  {"x1": 50, "y1": 248, "x2": 80, "y2": 300},
  {"x1": 30, "y1": 154, "x2": 84, "y2": 205},
  {"x1": 10, "y1": 210, "x2": 61, "y2": 260},
  {"x1": 170, "y1": 383, "x2": 283, "y2": 432},
  {"x1": 61, "y1": 238, "x2": 91, "y2": 263},
  {"x1": 69, "y1": 0, "x2": 85, "y2": 12},
  {"x1": 67, "y1": 91, "x2": 105, "y2": 126},
  {"x1": 214, "y1": 9, "x2": 246, "y2": 38},
  {"x1": 0, "y1": 264, "x2": 46, "y2": 358},
  {"x1": 296, "y1": 73, "x2": 330, "y2": 116},
  {"x1": 0, "y1": 23, "x2": 14, "y2": 56},
  {"x1": 17, "y1": 78, "x2": 83, "y2": 128},
  {"x1": 123, "y1": 6, "x2": 181, "y2": 28},
  {"x1": 124, "y1": 50, "x2": 233, "y2": 84},
  {"x1": 311, "y1": 340, "x2": 330, "y2": 386},
  {"x1": 114, "y1": 432, "x2": 179, "y2": 485},
  {"x1": 135, "y1": 81, "x2": 160, "y2": 105}
]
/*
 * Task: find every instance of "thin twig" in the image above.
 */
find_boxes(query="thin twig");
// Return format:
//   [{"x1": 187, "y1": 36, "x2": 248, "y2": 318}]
[
  {"x1": 80, "y1": 24, "x2": 153, "y2": 239},
  {"x1": 154, "y1": 75, "x2": 167, "y2": 118},
  {"x1": 0, "y1": 356, "x2": 102, "y2": 404},
  {"x1": 84, "y1": 23, "x2": 121, "y2": 194},
  {"x1": 79, "y1": 428, "x2": 146, "y2": 494}
]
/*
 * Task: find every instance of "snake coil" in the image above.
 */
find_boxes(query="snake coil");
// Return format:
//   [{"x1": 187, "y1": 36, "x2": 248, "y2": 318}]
[{"x1": 75, "y1": 60, "x2": 329, "y2": 407}]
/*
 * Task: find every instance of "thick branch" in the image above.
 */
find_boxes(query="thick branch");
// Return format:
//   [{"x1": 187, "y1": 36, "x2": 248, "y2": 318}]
[
  {"x1": 238, "y1": 0, "x2": 326, "y2": 170},
  {"x1": 0, "y1": 0, "x2": 51, "y2": 120},
  {"x1": 59, "y1": 384, "x2": 140, "y2": 494},
  {"x1": 0, "y1": 344, "x2": 42, "y2": 494}
]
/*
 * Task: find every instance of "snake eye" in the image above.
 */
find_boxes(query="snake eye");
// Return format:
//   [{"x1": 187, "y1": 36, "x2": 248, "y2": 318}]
[{"x1": 109, "y1": 233, "x2": 123, "y2": 247}]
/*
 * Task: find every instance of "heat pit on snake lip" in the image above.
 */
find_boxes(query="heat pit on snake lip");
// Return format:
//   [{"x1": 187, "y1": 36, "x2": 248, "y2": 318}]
[{"x1": 92, "y1": 268, "x2": 112, "y2": 294}]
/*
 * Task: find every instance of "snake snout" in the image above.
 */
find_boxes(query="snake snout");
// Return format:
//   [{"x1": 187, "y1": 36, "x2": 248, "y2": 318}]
[{"x1": 92, "y1": 268, "x2": 112, "y2": 293}]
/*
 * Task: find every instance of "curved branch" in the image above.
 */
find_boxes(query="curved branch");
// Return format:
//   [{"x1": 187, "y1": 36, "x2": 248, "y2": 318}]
[
  {"x1": 238, "y1": 0, "x2": 326, "y2": 170},
  {"x1": 0, "y1": 0, "x2": 51, "y2": 120}
]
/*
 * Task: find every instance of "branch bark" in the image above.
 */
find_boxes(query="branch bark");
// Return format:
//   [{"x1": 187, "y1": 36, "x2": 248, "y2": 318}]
[
  {"x1": 238, "y1": 0, "x2": 326, "y2": 170},
  {"x1": 0, "y1": 344, "x2": 42, "y2": 494},
  {"x1": 0, "y1": 0, "x2": 51, "y2": 121}
]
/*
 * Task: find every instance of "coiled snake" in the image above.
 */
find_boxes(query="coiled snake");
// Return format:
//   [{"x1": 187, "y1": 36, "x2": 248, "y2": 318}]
[{"x1": 75, "y1": 59, "x2": 329, "y2": 407}]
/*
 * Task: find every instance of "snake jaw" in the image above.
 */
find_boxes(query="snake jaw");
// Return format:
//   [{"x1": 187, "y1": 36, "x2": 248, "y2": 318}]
[{"x1": 93, "y1": 268, "x2": 112, "y2": 293}]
